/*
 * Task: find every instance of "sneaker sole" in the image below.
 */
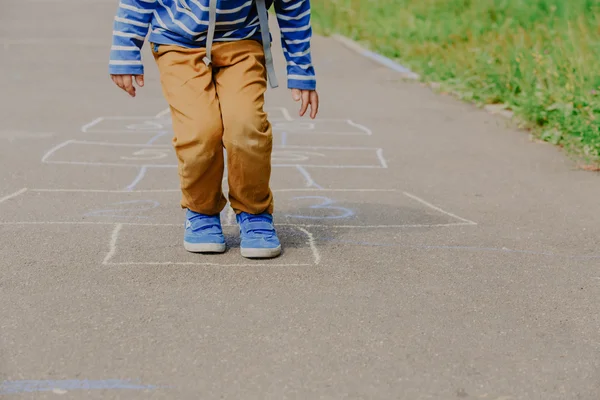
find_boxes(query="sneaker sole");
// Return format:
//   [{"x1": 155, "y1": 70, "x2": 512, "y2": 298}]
[
  {"x1": 184, "y1": 241, "x2": 226, "y2": 253},
  {"x1": 240, "y1": 245, "x2": 282, "y2": 259}
]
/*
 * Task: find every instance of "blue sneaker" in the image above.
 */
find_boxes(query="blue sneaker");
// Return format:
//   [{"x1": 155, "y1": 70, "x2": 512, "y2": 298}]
[
  {"x1": 183, "y1": 209, "x2": 226, "y2": 253},
  {"x1": 236, "y1": 212, "x2": 281, "y2": 259}
]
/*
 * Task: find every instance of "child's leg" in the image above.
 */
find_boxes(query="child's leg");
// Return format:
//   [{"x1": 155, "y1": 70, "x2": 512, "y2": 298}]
[
  {"x1": 152, "y1": 44, "x2": 227, "y2": 215},
  {"x1": 211, "y1": 40, "x2": 274, "y2": 215}
]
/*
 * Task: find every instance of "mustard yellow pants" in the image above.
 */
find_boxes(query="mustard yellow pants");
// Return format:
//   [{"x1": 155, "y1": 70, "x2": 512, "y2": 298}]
[{"x1": 152, "y1": 40, "x2": 274, "y2": 215}]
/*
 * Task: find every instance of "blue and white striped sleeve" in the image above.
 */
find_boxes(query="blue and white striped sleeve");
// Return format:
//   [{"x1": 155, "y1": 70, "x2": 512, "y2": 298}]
[
  {"x1": 274, "y1": 0, "x2": 316, "y2": 90},
  {"x1": 109, "y1": 0, "x2": 155, "y2": 76}
]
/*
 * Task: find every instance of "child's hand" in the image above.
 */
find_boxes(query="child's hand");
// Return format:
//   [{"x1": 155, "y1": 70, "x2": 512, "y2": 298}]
[
  {"x1": 111, "y1": 74, "x2": 144, "y2": 97},
  {"x1": 292, "y1": 89, "x2": 319, "y2": 119}
]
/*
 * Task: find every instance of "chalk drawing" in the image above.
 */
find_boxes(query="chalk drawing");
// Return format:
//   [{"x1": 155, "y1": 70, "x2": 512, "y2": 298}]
[
  {"x1": 41, "y1": 140, "x2": 75, "y2": 162},
  {"x1": 286, "y1": 196, "x2": 354, "y2": 220},
  {"x1": 124, "y1": 167, "x2": 148, "y2": 191},
  {"x1": 295, "y1": 165, "x2": 323, "y2": 189}
]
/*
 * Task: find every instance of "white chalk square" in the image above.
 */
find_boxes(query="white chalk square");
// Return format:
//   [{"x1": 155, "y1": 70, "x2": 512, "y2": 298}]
[
  {"x1": 82, "y1": 117, "x2": 172, "y2": 134},
  {"x1": 43, "y1": 141, "x2": 386, "y2": 169},
  {"x1": 271, "y1": 190, "x2": 476, "y2": 228},
  {"x1": 43, "y1": 141, "x2": 177, "y2": 168},
  {"x1": 272, "y1": 119, "x2": 371, "y2": 135},
  {"x1": 0, "y1": 189, "x2": 475, "y2": 229},
  {"x1": 104, "y1": 224, "x2": 317, "y2": 266}
]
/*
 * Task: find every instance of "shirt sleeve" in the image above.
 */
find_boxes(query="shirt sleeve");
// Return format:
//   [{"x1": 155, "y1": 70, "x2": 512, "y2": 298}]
[
  {"x1": 274, "y1": 0, "x2": 316, "y2": 90},
  {"x1": 109, "y1": 0, "x2": 155, "y2": 75}
]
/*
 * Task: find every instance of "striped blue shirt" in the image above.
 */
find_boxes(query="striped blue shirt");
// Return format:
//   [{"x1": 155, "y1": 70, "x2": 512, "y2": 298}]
[{"x1": 109, "y1": 0, "x2": 316, "y2": 90}]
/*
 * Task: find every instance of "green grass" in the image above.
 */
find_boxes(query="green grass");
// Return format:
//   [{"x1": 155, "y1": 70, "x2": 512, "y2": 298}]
[{"x1": 312, "y1": 0, "x2": 600, "y2": 163}]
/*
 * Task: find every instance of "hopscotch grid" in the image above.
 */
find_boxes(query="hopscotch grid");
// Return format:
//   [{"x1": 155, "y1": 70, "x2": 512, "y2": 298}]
[
  {"x1": 41, "y1": 141, "x2": 384, "y2": 169},
  {"x1": 10, "y1": 189, "x2": 477, "y2": 226},
  {"x1": 0, "y1": 221, "x2": 475, "y2": 228}
]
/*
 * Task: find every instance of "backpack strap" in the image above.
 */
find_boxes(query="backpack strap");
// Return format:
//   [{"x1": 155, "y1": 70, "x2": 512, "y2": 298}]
[
  {"x1": 255, "y1": 0, "x2": 279, "y2": 88},
  {"x1": 203, "y1": 0, "x2": 218, "y2": 66}
]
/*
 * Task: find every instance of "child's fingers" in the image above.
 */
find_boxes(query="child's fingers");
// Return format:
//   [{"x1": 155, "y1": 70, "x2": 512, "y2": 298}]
[
  {"x1": 135, "y1": 75, "x2": 144, "y2": 87},
  {"x1": 122, "y1": 75, "x2": 136, "y2": 97},
  {"x1": 112, "y1": 75, "x2": 124, "y2": 90},
  {"x1": 291, "y1": 88, "x2": 301, "y2": 102},
  {"x1": 299, "y1": 90, "x2": 310, "y2": 117},
  {"x1": 309, "y1": 91, "x2": 319, "y2": 119}
]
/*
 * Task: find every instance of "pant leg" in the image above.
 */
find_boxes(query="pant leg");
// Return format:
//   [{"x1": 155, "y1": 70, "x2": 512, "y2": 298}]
[
  {"x1": 211, "y1": 40, "x2": 274, "y2": 215},
  {"x1": 152, "y1": 44, "x2": 227, "y2": 215}
]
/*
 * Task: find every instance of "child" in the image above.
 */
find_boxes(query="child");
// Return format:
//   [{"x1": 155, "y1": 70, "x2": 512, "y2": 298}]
[{"x1": 108, "y1": 0, "x2": 319, "y2": 259}]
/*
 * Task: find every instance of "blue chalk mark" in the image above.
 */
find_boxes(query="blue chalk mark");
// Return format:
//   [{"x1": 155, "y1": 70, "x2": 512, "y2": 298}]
[
  {"x1": 124, "y1": 166, "x2": 148, "y2": 191},
  {"x1": 146, "y1": 131, "x2": 168, "y2": 145},
  {"x1": 0, "y1": 379, "x2": 162, "y2": 394},
  {"x1": 280, "y1": 131, "x2": 288, "y2": 147},
  {"x1": 295, "y1": 165, "x2": 323, "y2": 189},
  {"x1": 320, "y1": 238, "x2": 600, "y2": 259},
  {"x1": 287, "y1": 196, "x2": 354, "y2": 220}
]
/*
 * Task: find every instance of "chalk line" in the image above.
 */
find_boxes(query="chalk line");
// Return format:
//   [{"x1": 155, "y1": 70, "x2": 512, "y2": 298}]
[
  {"x1": 124, "y1": 166, "x2": 148, "y2": 191},
  {"x1": 106, "y1": 261, "x2": 311, "y2": 267},
  {"x1": 0, "y1": 221, "x2": 474, "y2": 229},
  {"x1": 146, "y1": 132, "x2": 169, "y2": 145},
  {"x1": 298, "y1": 227, "x2": 320, "y2": 265},
  {"x1": 59, "y1": 140, "x2": 171, "y2": 148},
  {"x1": 81, "y1": 117, "x2": 103, "y2": 133},
  {"x1": 41, "y1": 140, "x2": 75, "y2": 162},
  {"x1": 295, "y1": 165, "x2": 324, "y2": 189},
  {"x1": 103, "y1": 224, "x2": 123, "y2": 264},
  {"x1": 155, "y1": 108, "x2": 171, "y2": 118},
  {"x1": 31, "y1": 189, "x2": 180, "y2": 193},
  {"x1": 376, "y1": 148, "x2": 388, "y2": 168},
  {"x1": 43, "y1": 161, "x2": 177, "y2": 168},
  {"x1": 347, "y1": 120, "x2": 373, "y2": 135},
  {"x1": 0, "y1": 188, "x2": 27, "y2": 204},
  {"x1": 403, "y1": 192, "x2": 477, "y2": 225},
  {"x1": 28, "y1": 188, "x2": 399, "y2": 193},
  {"x1": 273, "y1": 145, "x2": 380, "y2": 150},
  {"x1": 273, "y1": 164, "x2": 385, "y2": 169}
]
